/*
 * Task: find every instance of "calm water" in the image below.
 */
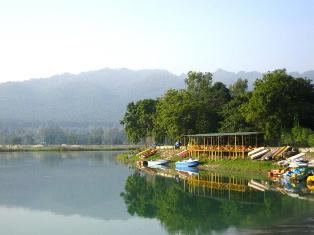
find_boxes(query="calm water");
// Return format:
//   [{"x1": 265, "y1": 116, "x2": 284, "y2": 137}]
[{"x1": 0, "y1": 151, "x2": 313, "y2": 235}]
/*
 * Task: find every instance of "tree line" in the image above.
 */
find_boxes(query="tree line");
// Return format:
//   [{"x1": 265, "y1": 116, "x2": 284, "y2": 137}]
[
  {"x1": 121, "y1": 69, "x2": 314, "y2": 146},
  {"x1": 0, "y1": 127, "x2": 126, "y2": 145}
]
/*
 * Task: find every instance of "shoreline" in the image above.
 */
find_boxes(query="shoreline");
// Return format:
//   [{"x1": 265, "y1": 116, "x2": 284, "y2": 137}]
[{"x1": 116, "y1": 150, "x2": 276, "y2": 175}]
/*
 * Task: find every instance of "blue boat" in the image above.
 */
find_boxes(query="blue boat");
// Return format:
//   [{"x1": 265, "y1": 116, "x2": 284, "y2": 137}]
[
  {"x1": 175, "y1": 158, "x2": 200, "y2": 167},
  {"x1": 176, "y1": 166, "x2": 199, "y2": 174}
]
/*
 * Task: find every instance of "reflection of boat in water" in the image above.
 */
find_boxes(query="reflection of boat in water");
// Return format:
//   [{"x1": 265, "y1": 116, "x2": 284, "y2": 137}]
[
  {"x1": 149, "y1": 164, "x2": 168, "y2": 169},
  {"x1": 176, "y1": 166, "x2": 199, "y2": 175},
  {"x1": 143, "y1": 159, "x2": 169, "y2": 167},
  {"x1": 176, "y1": 158, "x2": 199, "y2": 167},
  {"x1": 248, "y1": 180, "x2": 269, "y2": 192}
]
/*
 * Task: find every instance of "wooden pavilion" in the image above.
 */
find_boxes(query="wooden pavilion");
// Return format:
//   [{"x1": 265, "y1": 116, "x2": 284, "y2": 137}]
[{"x1": 182, "y1": 132, "x2": 264, "y2": 160}]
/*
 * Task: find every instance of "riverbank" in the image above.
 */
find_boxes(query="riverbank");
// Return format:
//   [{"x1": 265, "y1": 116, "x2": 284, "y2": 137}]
[
  {"x1": 0, "y1": 144, "x2": 140, "y2": 152},
  {"x1": 116, "y1": 149, "x2": 276, "y2": 174}
]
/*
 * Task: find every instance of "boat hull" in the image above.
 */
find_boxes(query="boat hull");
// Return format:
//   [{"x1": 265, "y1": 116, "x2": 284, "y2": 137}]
[
  {"x1": 175, "y1": 160, "x2": 199, "y2": 167},
  {"x1": 145, "y1": 160, "x2": 169, "y2": 167}
]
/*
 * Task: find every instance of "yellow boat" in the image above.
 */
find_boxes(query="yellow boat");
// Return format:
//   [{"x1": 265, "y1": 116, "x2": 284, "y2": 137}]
[{"x1": 306, "y1": 176, "x2": 314, "y2": 190}]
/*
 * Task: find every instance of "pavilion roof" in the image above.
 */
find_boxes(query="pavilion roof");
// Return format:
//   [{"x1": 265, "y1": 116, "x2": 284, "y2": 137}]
[{"x1": 184, "y1": 132, "x2": 263, "y2": 137}]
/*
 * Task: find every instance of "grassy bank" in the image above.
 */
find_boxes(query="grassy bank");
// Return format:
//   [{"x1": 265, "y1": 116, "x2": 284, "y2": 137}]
[
  {"x1": 200, "y1": 159, "x2": 274, "y2": 172},
  {"x1": 0, "y1": 144, "x2": 140, "y2": 152},
  {"x1": 116, "y1": 149, "x2": 276, "y2": 175}
]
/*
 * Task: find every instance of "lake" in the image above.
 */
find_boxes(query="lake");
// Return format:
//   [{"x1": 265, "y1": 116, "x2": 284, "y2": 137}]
[{"x1": 0, "y1": 151, "x2": 313, "y2": 235}]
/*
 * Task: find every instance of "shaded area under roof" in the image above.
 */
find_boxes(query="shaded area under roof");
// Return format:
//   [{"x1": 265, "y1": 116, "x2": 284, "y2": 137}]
[{"x1": 184, "y1": 132, "x2": 263, "y2": 137}]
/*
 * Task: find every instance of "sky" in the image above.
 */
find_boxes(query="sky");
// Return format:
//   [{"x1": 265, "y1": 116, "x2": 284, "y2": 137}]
[{"x1": 0, "y1": 0, "x2": 313, "y2": 82}]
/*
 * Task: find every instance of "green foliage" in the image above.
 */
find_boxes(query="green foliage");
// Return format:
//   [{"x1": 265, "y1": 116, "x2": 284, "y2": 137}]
[
  {"x1": 121, "y1": 172, "x2": 157, "y2": 217},
  {"x1": 121, "y1": 99, "x2": 157, "y2": 143},
  {"x1": 154, "y1": 89, "x2": 220, "y2": 141},
  {"x1": 219, "y1": 79, "x2": 252, "y2": 132},
  {"x1": 281, "y1": 124, "x2": 314, "y2": 147},
  {"x1": 122, "y1": 172, "x2": 314, "y2": 234},
  {"x1": 0, "y1": 126, "x2": 126, "y2": 145},
  {"x1": 243, "y1": 69, "x2": 314, "y2": 142},
  {"x1": 219, "y1": 92, "x2": 252, "y2": 132},
  {"x1": 122, "y1": 69, "x2": 313, "y2": 145},
  {"x1": 154, "y1": 90, "x2": 197, "y2": 140},
  {"x1": 185, "y1": 71, "x2": 213, "y2": 99},
  {"x1": 308, "y1": 134, "x2": 314, "y2": 147},
  {"x1": 229, "y1": 78, "x2": 248, "y2": 97}
]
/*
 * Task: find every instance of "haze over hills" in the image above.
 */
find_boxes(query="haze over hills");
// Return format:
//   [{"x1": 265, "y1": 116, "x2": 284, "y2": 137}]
[{"x1": 0, "y1": 68, "x2": 313, "y2": 128}]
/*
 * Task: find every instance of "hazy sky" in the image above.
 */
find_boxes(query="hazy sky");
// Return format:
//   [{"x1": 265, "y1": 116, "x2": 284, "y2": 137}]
[{"x1": 0, "y1": 0, "x2": 313, "y2": 82}]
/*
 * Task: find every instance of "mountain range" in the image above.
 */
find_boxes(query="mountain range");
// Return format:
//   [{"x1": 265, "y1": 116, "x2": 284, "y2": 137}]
[{"x1": 0, "y1": 68, "x2": 313, "y2": 128}]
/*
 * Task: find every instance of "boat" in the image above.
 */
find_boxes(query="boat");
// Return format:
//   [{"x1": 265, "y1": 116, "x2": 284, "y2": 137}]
[
  {"x1": 288, "y1": 161, "x2": 308, "y2": 168},
  {"x1": 248, "y1": 179, "x2": 270, "y2": 191},
  {"x1": 250, "y1": 149, "x2": 269, "y2": 160},
  {"x1": 307, "y1": 175, "x2": 314, "y2": 185},
  {"x1": 176, "y1": 166, "x2": 199, "y2": 176},
  {"x1": 175, "y1": 158, "x2": 200, "y2": 167},
  {"x1": 176, "y1": 150, "x2": 189, "y2": 158},
  {"x1": 248, "y1": 182, "x2": 265, "y2": 192},
  {"x1": 141, "y1": 149, "x2": 157, "y2": 158},
  {"x1": 308, "y1": 160, "x2": 314, "y2": 168},
  {"x1": 143, "y1": 159, "x2": 168, "y2": 167},
  {"x1": 248, "y1": 147, "x2": 265, "y2": 157},
  {"x1": 148, "y1": 164, "x2": 168, "y2": 169}
]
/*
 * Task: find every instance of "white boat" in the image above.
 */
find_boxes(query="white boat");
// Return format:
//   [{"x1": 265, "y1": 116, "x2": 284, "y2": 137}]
[
  {"x1": 248, "y1": 147, "x2": 265, "y2": 157},
  {"x1": 250, "y1": 149, "x2": 269, "y2": 160},
  {"x1": 144, "y1": 159, "x2": 169, "y2": 167},
  {"x1": 288, "y1": 161, "x2": 308, "y2": 168},
  {"x1": 248, "y1": 182, "x2": 265, "y2": 192},
  {"x1": 286, "y1": 153, "x2": 306, "y2": 161},
  {"x1": 277, "y1": 153, "x2": 306, "y2": 166},
  {"x1": 308, "y1": 160, "x2": 314, "y2": 168}
]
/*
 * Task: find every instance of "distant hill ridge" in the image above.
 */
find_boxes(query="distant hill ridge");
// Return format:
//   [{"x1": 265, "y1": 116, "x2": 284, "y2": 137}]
[{"x1": 0, "y1": 68, "x2": 313, "y2": 127}]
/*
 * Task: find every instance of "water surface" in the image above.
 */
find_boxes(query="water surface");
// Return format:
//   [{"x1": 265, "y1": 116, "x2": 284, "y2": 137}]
[{"x1": 0, "y1": 152, "x2": 313, "y2": 235}]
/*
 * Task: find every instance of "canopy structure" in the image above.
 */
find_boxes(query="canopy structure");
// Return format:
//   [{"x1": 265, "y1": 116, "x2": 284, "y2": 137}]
[{"x1": 181, "y1": 132, "x2": 264, "y2": 160}]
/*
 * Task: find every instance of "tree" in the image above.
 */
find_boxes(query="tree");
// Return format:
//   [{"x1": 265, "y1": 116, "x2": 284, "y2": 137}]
[
  {"x1": 208, "y1": 82, "x2": 231, "y2": 111},
  {"x1": 36, "y1": 127, "x2": 67, "y2": 144},
  {"x1": 88, "y1": 128, "x2": 104, "y2": 144},
  {"x1": 219, "y1": 79, "x2": 252, "y2": 132},
  {"x1": 185, "y1": 71, "x2": 213, "y2": 100},
  {"x1": 242, "y1": 69, "x2": 314, "y2": 142},
  {"x1": 154, "y1": 89, "x2": 219, "y2": 142},
  {"x1": 154, "y1": 90, "x2": 196, "y2": 141},
  {"x1": 229, "y1": 78, "x2": 248, "y2": 97},
  {"x1": 121, "y1": 99, "x2": 157, "y2": 144},
  {"x1": 219, "y1": 93, "x2": 253, "y2": 132}
]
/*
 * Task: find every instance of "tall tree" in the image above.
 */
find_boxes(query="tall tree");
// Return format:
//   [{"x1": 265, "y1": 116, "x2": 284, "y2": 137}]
[
  {"x1": 243, "y1": 69, "x2": 314, "y2": 142},
  {"x1": 185, "y1": 71, "x2": 213, "y2": 100},
  {"x1": 229, "y1": 78, "x2": 248, "y2": 97},
  {"x1": 219, "y1": 93, "x2": 253, "y2": 132},
  {"x1": 219, "y1": 79, "x2": 251, "y2": 132},
  {"x1": 154, "y1": 90, "x2": 196, "y2": 141},
  {"x1": 121, "y1": 99, "x2": 157, "y2": 143},
  {"x1": 154, "y1": 89, "x2": 219, "y2": 142}
]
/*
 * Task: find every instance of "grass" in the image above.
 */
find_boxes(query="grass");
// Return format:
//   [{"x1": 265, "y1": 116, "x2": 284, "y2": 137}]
[
  {"x1": 200, "y1": 159, "x2": 275, "y2": 172},
  {"x1": 306, "y1": 152, "x2": 314, "y2": 157},
  {"x1": 116, "y1": 150, "x2": 163, "y2": 164}
]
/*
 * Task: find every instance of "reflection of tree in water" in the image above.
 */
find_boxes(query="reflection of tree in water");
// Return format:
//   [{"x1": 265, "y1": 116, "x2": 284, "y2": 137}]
[{"x1": 122, "y1": 172, "x2": 314, "y2": 235}]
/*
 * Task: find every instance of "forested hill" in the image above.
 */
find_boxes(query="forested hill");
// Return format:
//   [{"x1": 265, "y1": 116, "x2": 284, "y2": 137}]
[
  {"x1": 0, "y1": 68, "x2": 313, "y2": 127},
  {"x1": 0, "y1": 68, "x2": 185, "y2": 127}
]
